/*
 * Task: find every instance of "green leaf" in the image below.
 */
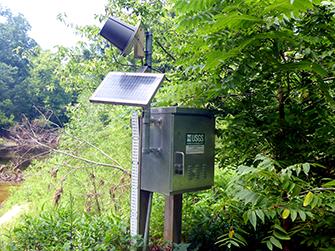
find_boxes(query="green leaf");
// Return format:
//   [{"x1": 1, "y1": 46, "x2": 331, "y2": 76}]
[
  {"x1": 303, "y1": 192, "x2": 314, "y2": 207},
  {"x1": 310, "y1": 196, "x2": 318, "y2": 209},
  {"x1": 243, "y1": 212, "x2": 249, "y2": 224},
  {"x1": 266, "y1": 240, "x2": 273, "y2": 250},
  {"x1": 256, "y1": 209, "x2": 265, "y2": 223},
  {"x1": 296, "y1": 165, "x2": 301, "y2": 176},
  {"x1": 213, "y1": 13, "x2": 263, "y2": 31},
  {"x1": 274, "y1": 224, "x2": 288, "y2": 234},
  {"x1": 282, "y1": 208, "x2": 290, "y2": 219},
  {"x1": 237, "y1": 165, "x2": 256, "y2": 174},
  {"x1": 263, "y1": 0, "x2": 291, "y2": 16},
  {"x1": 288, "y1": 183, "x2": 296, "y2": 194},
  {"x1": 234, "y1": 233, "x2": 247, "y2": 245},
  {"x1": 278, "y1": 61, "x2": 328, "y2": 76},
  {"x1": 298, "y1": 210, "x2": 307, "y2": 221},
  {"x1": 273, "y1": 231, "x2": 291, "y2": 240},
  {"x1": 291, "y1": 185, "x2": 302, "y2": 197},
  {"x1": 302, "y1": 163, "x2": 310, "y2": 176},
  {"x1": 229, "y1": 240, "x2": 240, "y2": 247},
  {"x1": 236, "y1": 188, "x2": 259, "y2": 205},
  {"x1": 322, "y1": 180, "x2": 335, "y2": 188},
  {"x1": 290, "y1": 210, "x2": 297, "y2": 222},
  {"x1": 249, "y1": 211, "x2": 257, "y2": 230},
  {"x1": 270, "y1": 237, "x2": 282, "y2": 249}
]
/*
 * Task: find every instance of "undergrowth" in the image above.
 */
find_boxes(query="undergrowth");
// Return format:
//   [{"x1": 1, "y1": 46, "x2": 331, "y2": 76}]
[{"x1": 0, "y1": 205, "x2": 141, "y2": 251}]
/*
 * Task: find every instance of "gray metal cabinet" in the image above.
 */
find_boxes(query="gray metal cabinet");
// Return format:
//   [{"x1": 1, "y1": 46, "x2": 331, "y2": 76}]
[{"x1": 141, "y1": 107, "x2": 215, "y2": 195}]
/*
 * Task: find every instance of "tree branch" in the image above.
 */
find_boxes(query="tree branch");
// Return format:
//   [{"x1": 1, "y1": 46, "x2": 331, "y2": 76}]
[
  {"x1": 32, "y1": 139, "x2": 130, "y2": 176},
  {"x1": 33, "y1": 106, "x2": 125, "y2": 170},
  {"x1": 301, "y1": 187, "x2": 335, "y2": 194}
]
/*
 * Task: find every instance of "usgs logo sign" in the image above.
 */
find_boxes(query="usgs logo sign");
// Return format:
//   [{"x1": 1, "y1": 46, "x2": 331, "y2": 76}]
[{"x1": 186, "y1": 133, "x2": 205, "y2": 145}]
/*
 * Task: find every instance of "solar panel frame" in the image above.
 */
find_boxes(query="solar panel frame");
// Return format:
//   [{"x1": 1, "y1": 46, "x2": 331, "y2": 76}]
[{"x1": 89, "y1": 72, "x2": 165, "y2": 107}]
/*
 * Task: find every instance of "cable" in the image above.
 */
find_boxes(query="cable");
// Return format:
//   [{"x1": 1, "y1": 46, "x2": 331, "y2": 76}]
[
  {"x1": 140, "y1": 22, "x2": 176, "y2": 61},
  {"x1": 149, "y1": 66, "x2": 171, "y2": 82},
  {"x1": 155, "y1": 39, "x2": 176, "y2": 61}
]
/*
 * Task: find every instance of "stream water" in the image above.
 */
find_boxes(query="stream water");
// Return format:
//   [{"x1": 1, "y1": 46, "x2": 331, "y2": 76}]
[
  {"x1": 0, "y1": 140, "x2": 19, "y2": 204},
  {"x1": 0, "y1": 141, "x2": 13, "y2": 204},
  {"x1": 0, "y1": 184, "x2": 12, "y2": 204}
]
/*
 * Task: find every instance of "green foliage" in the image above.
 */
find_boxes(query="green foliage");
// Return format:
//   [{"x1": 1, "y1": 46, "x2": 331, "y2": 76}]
[
  {"x1": 26, "y1": 49, "x2": 73, "y2": 123},
  {"x1": 1, "y1": 206, "x2": 140, "y2": 250},
  {"x1": 0, "y1": 7, "x2": 75, "y2": 128},
  {"x1": 169, "y1": 2, "x2": 335, "y2": 248},
  {"x1": 180, "y1": 156, "x2": 335, "y2": 250},
  {"x1": 172, "y1": 0, "x2": 335, "y2": 166},
  {"x1": 0, "y1": 7, "x2": 37, "y2": 127},
  {"x1": 227, "y1": 155, "x2": 335, "y2": 250},
  {"x1": 165, "y1": 2, "x2": 335, "y2": 247},
  {"x1": 180, "y1": 169, "x2": 238, "y2": 250}
]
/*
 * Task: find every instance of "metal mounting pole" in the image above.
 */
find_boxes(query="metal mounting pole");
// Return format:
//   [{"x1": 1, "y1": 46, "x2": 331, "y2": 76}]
[
  {"x1": 145, "y1": 31, "x2": 153, "y2": 72},
  {"x1": 143, "y1": 30, "x2": 153, "y2": 153},
  {"x1": 142, "y1": 192, "x2": 153, "y2": 251},
  {"x1": 138, "y1": 30, "x2": 154, "y2": 251},
  {"x1": 142, "y1": 106, "x2": 151, "y2": 154}
]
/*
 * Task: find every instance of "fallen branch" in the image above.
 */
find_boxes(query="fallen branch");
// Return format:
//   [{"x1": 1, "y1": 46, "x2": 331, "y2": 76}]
[
  {"x1": 6, "y1": 108, "x2": 130, "y2": 177},
  {"x1": 32, "y1": 139, "x2": 130, "y2": 175},
  {"x1": 34, "y1": 106, "x2": 125, "y2": 171}
]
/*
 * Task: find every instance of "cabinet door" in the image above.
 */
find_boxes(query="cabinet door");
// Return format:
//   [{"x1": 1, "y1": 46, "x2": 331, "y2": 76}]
[{"x1": 172, "y1": 114, "x2": 215, "y2": 193}]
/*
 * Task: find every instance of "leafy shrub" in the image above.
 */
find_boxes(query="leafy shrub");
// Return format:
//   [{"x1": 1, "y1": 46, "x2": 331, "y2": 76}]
[
  {"x1": 179, "y1": 155, "x2": 335, "y2": 251},
  {"x1": 1, "y1": 206, "x2": 141, "y2": 251},
  {"x1": 181, "y1": 168, "x2": 234, "y2": 251}
]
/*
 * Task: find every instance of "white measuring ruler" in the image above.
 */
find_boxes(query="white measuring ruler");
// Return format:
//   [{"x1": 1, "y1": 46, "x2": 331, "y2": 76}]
[{"x1": 130, "y1": 112, "x2": 141, "y2": 237}]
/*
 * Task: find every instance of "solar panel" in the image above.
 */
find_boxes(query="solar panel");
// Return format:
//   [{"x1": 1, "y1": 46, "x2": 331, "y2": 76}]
[{"x1": 89, "y1": 72, "x2": 165, "y2": 106}]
